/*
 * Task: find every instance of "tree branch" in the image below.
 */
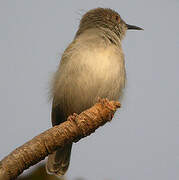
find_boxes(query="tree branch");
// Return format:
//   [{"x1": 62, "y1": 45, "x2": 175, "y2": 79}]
[{"x1": 0, "y1": 98, "x2": 120, "y2": 180}]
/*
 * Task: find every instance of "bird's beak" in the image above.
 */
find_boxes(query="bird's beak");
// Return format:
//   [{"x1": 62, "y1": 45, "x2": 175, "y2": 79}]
[{"x1": 126, "y1": 24, "x2": 143, "y2": 30}]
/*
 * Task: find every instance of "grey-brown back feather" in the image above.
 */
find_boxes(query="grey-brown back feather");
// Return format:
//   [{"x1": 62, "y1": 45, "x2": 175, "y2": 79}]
[
  {"x1": 46, "y1": 144, "x2": 72, "y2": 176},
  {"x1": 46, "y1": 100, "x2": 72, "y2": 176}
]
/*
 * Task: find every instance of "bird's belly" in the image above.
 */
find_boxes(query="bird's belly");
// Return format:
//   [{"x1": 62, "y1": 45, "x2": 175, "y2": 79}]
[{"x1": 56, "y1": 47, "x2": 125, "y2": 116}]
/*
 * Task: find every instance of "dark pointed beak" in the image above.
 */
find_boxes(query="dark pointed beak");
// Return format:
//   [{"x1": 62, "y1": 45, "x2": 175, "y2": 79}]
[{"x1": 126, "y1": 24, "x2": 143, "y2": 30}]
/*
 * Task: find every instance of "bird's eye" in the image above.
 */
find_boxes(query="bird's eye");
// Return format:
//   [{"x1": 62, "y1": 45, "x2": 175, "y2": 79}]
[{"x1": 115, "y1": 16, "x2": 119, "y2": 21}]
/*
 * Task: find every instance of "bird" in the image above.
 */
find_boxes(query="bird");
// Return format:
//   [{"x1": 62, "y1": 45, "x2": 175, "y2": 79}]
[{"x1": 46, "y1": 7, "x2": 143, "y2": 176}]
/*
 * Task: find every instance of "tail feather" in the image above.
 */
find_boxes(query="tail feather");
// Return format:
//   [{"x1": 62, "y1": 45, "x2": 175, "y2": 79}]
[{"x1": 46, "y1": 143, "x2": 72, "y2": 176}]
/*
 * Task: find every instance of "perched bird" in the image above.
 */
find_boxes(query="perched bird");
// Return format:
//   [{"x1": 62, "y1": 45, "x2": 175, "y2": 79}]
[{"x1": 46, "y1": 8, "x2": 143, "y2": 176}]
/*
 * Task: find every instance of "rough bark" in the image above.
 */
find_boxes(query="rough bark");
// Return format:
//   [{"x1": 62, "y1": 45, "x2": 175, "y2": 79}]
[{"x1": 0, "y1": 98, "x2": 120, "y2": 180}]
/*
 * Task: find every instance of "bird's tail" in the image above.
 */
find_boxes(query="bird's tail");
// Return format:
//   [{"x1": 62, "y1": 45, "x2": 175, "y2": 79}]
[{"x1": 46, "y1": 143, "x2": 72, "y2": 176}]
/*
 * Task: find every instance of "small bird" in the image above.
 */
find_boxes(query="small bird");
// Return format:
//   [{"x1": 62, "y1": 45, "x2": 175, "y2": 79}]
[{"x1": 46, "y1": 8, "x2": 143, "y2": 176}]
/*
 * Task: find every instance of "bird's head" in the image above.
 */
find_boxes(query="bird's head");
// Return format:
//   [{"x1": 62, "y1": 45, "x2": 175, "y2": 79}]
[{"x1": 76, "y1": 8, "x2": 143, "y2": 40}]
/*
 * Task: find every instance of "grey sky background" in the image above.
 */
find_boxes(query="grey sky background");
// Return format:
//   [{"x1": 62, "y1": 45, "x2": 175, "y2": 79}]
[{"x1": 0, "y1": 1, "x2": 178, "y2": 180}]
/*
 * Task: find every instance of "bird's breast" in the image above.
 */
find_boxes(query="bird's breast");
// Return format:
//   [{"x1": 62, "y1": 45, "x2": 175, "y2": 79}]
[{"x1": 52, "y1": 37, "x2": 126, "y2": 116}]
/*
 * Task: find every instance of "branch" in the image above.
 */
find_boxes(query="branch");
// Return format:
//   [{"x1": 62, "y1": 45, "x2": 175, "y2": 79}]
[{"x1": 0, "y1": 98, "x2": 120, "y2": 180}]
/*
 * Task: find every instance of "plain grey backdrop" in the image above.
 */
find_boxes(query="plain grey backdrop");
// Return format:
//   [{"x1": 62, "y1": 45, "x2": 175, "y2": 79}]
[{"x1": 0, "y1": 1, "x2": 178, "y2": 180}]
